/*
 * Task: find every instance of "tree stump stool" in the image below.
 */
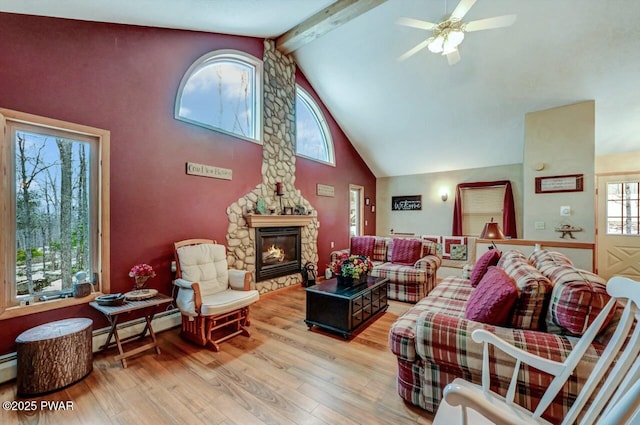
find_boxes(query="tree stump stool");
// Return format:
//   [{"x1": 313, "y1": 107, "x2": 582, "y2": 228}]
[{"x1": 16, "y1": 318, "x2": 93, "y2": 396}]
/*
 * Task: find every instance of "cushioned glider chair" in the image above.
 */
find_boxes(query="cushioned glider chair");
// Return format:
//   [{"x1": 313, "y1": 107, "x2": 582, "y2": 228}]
[
  {"x1": 432, "y1": 276, "x2": 640, "y2": 425},
  {"x1": 173, "y1": 239, "x2": 259, "y2": 351}
]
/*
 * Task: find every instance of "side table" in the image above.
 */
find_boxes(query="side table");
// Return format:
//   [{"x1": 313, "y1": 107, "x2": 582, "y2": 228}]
[
  {"x1": 16, "y1": 318, "x2": 93, "y2": 396},
  {"x1": 90, "y1": 294, "x2": 172, "y2": 368}
]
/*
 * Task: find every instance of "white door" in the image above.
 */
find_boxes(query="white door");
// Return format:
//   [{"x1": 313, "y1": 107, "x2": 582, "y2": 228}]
[
  {"x1": 596, "y1": 174, "x2": 640, "y2": 280},
  {"x1": 349, "y1": 185, "x2": 364, "y2": 237}
]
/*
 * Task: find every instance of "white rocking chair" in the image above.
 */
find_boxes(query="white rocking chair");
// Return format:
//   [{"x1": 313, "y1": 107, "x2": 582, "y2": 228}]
[{"x1": 433, "y1": 276, "x2": 640, "y2": 425}]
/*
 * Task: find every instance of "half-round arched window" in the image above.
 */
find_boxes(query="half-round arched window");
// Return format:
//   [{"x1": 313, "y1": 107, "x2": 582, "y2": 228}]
[
  {"x1": 175, "y1": 50, "x2": 262, "y2": 143},
  {"x1": 295, "y1": 86, "x2": 335, "y2": 165}
]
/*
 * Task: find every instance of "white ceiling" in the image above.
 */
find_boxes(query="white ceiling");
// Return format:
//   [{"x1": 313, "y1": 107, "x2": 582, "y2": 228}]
[{"x1": 2, "y1": 0, "x2": 640, "y2": 177}]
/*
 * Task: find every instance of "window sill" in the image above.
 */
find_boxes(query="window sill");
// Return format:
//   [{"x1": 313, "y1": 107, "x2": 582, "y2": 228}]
[{"x1": 0, "y1": 293, "x2": 104, "y2": 320}]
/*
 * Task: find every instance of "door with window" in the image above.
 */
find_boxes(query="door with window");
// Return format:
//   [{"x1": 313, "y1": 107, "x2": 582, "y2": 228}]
[
  {"x1": 349, "y1": 185, "x2": 364, "y2": 237},
  {"x1": 596, "y1": 174, "x2": 640, "y2": 279}
]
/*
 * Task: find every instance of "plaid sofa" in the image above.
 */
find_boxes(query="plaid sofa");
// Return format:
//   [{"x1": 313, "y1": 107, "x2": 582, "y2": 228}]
[
  {"x1": 388, "y1": 249, "x2": 616, "y2": 423},
  {"x1": 330, "y1": 236, "x2": 441, "y2": 302}
]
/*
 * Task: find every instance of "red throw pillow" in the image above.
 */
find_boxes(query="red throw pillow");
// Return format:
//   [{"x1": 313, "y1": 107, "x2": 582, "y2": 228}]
[
  {"x1": 350, "y1": 236, "x2": 375, "y2": 258},
  {"x1": 470, "y1": 249, "x2": 501, "y2": 287},
  {"x1": 465, "y1": 266, "x2": 518, "y2": 326},
  {"x1": 390, "y1": 238, "x2": 422, "y2": 265}
]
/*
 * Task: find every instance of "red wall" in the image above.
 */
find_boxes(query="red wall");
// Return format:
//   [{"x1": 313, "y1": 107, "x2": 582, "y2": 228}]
[{"x1": 0, "y1": 13, "x2": 376, "y2": 355}]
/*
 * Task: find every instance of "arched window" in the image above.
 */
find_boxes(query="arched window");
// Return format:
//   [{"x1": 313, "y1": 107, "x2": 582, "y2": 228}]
[
  {"x1": 295, "y1": 86, "x2": 335, "y2": 165},
  {"x1": 175, "y1": 50, "x2": 262, "y2": 143}
]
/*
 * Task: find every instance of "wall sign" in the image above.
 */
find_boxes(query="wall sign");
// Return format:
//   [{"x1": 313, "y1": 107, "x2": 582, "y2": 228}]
[
  {"x1": 186, "y1": 162, "x2": 232, "y2": 180},
  {"x1": 316, "y1": 184, "x2": 335, "y2": 197},
  {"x1": 535, "y1": 174, "x2": 583, "y2": 194},
  {"x1": 392, "y1": 195, "x2": 422, "y2": 211}
]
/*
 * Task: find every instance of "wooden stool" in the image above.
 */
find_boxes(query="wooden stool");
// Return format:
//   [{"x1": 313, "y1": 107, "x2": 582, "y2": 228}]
[{"x1": 16, "y1": 318, "x2": 93, "y2": 396}]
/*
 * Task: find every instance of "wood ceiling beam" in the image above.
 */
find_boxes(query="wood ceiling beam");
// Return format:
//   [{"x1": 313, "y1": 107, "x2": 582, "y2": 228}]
[{"x1": 276, "y1": 0, "x2": 389, "y2": 55}]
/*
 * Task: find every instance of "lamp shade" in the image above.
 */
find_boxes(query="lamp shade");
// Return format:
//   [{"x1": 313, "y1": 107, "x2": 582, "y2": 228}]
[{"x1": 480, "y1": 220, "x2": 505, "y2": 240}]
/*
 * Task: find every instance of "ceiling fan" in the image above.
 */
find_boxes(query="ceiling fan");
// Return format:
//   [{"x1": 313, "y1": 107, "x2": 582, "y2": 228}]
[{"x1": 397, "y1": 0, "x2": 516, "y2": 65}]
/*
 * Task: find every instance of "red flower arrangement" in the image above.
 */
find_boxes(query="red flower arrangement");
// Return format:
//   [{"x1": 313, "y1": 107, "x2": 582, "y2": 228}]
[
  {"x1": 129, "y1": 263, "x2": 156, "y2": 278},
  {"x1": 329, "y1": 254, "x2": 373, "y2": 279}
]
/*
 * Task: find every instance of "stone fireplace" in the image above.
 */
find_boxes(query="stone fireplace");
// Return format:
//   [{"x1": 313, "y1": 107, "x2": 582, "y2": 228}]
[{"x1": 225, "y1": 40, "x2": 319, "y2": 294}]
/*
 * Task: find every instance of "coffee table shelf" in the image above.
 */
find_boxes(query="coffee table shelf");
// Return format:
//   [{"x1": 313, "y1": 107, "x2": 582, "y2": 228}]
[{"x1": 304, "y1": 276, "x2": 389, "y2": 339}]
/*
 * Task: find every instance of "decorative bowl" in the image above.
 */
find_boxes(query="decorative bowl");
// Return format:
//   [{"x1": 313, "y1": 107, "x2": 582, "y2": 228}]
[{"x1": 95, "y1": 293, "x2": 126, "y2": 306}]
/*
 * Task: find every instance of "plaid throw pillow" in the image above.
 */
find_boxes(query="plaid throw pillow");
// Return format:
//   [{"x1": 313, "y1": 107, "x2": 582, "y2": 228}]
[{"x1": 545, "y1": 266, "x2": 612, "y2": 335}]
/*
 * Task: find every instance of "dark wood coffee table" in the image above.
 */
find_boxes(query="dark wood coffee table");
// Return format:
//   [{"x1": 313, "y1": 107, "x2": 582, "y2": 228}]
[{"x1": 305, "y1": 276, "x2": 389, "y2": 339}]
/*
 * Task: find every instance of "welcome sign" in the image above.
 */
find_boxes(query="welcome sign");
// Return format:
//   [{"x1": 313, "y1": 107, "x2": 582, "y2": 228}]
[
  {"x1": 392, "y1": 195, "x2": 422, "y2": 211},
  {"x1": 186, "y1": 162, "x2": 232, "y2": 180}
]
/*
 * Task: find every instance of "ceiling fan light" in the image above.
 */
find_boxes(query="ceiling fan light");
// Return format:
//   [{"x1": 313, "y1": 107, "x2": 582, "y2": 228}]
[
  {"x1": 428, "y1": 35, "x2": 444, "y2": 53},
  {"x1": 442, "y1": 44, "x2": 457, "y2": 55},
  {"x1": 447, "y1": 29, "x2": 465, "y2": 48}
]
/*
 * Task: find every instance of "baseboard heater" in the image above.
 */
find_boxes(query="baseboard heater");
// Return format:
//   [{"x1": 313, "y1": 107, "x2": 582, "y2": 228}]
[{"x1": 0, "y1": 308, "x2": 181, "y2": 384}]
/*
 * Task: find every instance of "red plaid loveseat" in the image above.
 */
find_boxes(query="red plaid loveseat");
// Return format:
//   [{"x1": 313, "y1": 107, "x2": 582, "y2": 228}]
[
  {"x1": 330, "y1": 236, "x2": 441, "y2": 302},
  {"x1": 388, "y1": 249, "x2": 616, "y2": 423}
]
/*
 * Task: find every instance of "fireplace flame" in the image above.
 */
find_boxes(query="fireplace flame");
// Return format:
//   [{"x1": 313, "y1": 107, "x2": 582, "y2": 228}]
[{"x1": 263, "y1": 244, "x2": 285, "y2": 263}]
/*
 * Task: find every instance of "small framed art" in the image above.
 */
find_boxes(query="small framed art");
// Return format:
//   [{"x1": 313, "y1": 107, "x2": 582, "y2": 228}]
[{"x1": 535, "y1": 174, "x2": 584, "y2": 194}]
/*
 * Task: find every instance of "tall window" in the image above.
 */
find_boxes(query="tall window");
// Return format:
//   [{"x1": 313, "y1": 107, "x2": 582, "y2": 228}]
[
  {"x1": 0, "y1": 109, "x2": 110, "y2": 315},
  {"x1": 296, "y1": 86, "x2": 334, "y2": 165},
  {"x1": 606, "y1": 182, "x2": 640, "y2": 235},
  {"x1": 175, "y1": 50, "x2": 262, "y2": 143}
]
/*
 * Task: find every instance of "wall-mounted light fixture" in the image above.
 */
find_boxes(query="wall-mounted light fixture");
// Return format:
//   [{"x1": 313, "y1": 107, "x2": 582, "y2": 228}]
[{"x1": 440, "y1": 189, "x2": 448, "y2": 202}]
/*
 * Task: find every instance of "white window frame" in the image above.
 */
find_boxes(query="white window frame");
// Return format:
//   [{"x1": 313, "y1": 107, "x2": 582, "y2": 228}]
[
  {"x1": 295, "y1": 85, "x2": 335, "y2": 166},
  {"x1": 174, "y1": 49, "x2": 263, "y2": 144},
  {"x1": 0, "y1": 108, "x2": 110, "y2": 319}
]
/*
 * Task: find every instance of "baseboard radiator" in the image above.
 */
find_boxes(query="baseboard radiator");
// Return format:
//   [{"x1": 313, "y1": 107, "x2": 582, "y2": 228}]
[{"x1": 0, "y1": 308, "x2": 181, "y2": 385}]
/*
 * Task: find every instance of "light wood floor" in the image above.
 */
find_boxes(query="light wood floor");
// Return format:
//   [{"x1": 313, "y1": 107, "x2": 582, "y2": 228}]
[{"x1": 0, "y1": 286, "x2": 434, "y2": 424}]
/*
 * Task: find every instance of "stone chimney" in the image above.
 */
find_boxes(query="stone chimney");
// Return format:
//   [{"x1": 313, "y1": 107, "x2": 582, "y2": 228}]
[{"x1": 225, "y1": 40, "x2": 319, "y2": 294}]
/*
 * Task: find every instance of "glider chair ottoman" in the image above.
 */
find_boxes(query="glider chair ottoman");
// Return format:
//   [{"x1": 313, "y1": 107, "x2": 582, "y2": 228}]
[{"x1": 173, "y1": 239, "x2": 259, "y2": 351}]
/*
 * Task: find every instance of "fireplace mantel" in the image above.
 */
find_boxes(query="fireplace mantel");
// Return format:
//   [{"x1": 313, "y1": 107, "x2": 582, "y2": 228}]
[{"x1": 245, "y1": 214, "x2": 313, "y2": 228}]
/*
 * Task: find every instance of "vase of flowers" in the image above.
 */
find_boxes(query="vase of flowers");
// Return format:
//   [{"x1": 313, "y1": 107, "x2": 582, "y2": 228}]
[
  {"x1": 129, "y1": 263, "x2": 156, "y2": 291},
  {"x1": 329, "y1": 254, "x2": 373, "y2": 287}
]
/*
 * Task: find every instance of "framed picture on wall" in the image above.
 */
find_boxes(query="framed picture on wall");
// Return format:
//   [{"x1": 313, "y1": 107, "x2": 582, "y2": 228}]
[{"x1": 535, "y1": 174, "x2": 584, "y2": 194}]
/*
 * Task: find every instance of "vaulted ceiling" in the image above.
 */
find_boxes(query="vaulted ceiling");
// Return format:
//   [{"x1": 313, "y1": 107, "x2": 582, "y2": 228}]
[{"x1": 2, "y1": 0, "x2": 639, "y2": 177}]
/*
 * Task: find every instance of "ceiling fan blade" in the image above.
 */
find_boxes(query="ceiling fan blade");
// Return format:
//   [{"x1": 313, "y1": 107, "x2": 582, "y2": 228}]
[
  {"x1": 464, "y1": 14, "x2": 517, "y2": 32},
  {"x1": 396, "y1": 17, "x2": 437, "y2": 31},
  {"x1": 446, "y1": 49, "x2": 461, "y2": 66},
  {"x1": 450, "y1": 0, "x2": 477, "y2": 21},
  {"x1": 398, "y1": 38, "x2": 433, "y2": 61}
]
